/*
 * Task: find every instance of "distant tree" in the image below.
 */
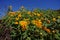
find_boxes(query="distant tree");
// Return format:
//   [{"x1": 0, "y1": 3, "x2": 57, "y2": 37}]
[
  {"x1": 18, "y1": 6, "x2": 29, "y2": 12},
  {"x1": 7, "y1": 6, "x2": 13, "y2": 13}
]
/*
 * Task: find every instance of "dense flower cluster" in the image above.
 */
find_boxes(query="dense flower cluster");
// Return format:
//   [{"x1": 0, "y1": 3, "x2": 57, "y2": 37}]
[{"x1": 2, "y1": 8, "x2": 60, "y2": 40}]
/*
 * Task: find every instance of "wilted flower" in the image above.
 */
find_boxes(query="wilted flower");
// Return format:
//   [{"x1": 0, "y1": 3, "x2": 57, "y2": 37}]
[
  {"x1": 47, "y1": 20, "x2": 50, "y2": 24},
  {"x1": 46, "y1": 28, "x2": 51, "y2": 33},
  {"x1": 43, "y1": 26, "x2": 51, "y2": 33}
]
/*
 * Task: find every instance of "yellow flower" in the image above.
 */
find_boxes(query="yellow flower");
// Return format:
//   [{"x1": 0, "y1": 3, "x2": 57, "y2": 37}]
[
  {"x1": 19, "y1": 21, "x2": 28, "y2": 31},
  {"x1": 8, "y1": 12, "x2": 15, "y2": 16},
  {"x1": 33, "y1": 12, "x2": 36, "y2": 15},
  {"x1": 58, "y1": 16, "x2": 60, "y2": 18},
  {"x1": 40, "y1": 13, "x2": 43, "y2": 15},
  {"x1": 31, "y1": 20, "x2": 36, "y2": 24},
  {"x1": 52, "y1": 18, "x2": 56, "y2": 21},
  {"x1": 32, "y1": 20, "x2": 42, "y2": 28},
  {"x1": 27, "y1": 21, "x2": 30, "y2": 24},
  {"x1": 41, "y1": 17, "x2": 45, "y2": 21},
  {"x1": 10, "y1": 15, "x2": 14, "y2": 16},
  {"x1": 39, "y1": 20, "x2": 42, "y2": 22},
  {"x1": 23, "y1": 18, "x2": 30, "y2": 24},
  {"x1": 36, "y1": 21, "x2": 42, "y2": 28},
  {"x1": 24, "y1": 18, "x2": 29, "y2": 21},
  {"x1": 37, "y1": 13, "x2": 41, "y2": 17},
  {"x1": 19, "y1": 21, "x2": 28, "y2": 26},
  {"x1": 18, "y1": 14, "x2": 21, "y2": 17},
  {"x1": 14, "y1": 22, "x2": 18, "y2": 24},
  {"x1": 16, "y1": 11, "x2": 21, "y2": 13},
  {"x1": 52, "y1": 30, "x2": 56, "y2": 33},
  {"x1": 40, "y1": 33, "x2": 43, "y2": 35},
  {"x1": 15, "y1": 17, "x2": 19, "y2": 20},
  {"x1": 27, "y1": 11, "x2": 31, "y2": 14}
]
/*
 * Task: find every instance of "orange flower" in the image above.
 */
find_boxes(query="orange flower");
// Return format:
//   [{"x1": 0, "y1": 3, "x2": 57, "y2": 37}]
[
  {"x1": 19, "y1": 21, "x2": 28, "y2": 26},
  {"x1": 32, "y1": 20, "x2": 42, "y2": 28},
  {"x1": 36, "y1": 21, "x2": 42, "y2": 28},
  {"x1": 15, "y1": 22, "x2": 18, "y2": 24},
  {"x1": 19, "y1": 21, "x2": 28, "y2": 31},
  {"x1": 21, "y1": 26, "x2": 27, "y2": 31}
]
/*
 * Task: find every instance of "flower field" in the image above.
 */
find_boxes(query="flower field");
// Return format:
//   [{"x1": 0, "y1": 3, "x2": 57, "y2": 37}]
[{"x1": 0, "y1": 7, "x2": 60, "y2": 40}]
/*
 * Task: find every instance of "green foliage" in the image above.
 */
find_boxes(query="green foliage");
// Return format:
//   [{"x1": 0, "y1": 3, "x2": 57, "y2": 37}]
[{"x1": 1, "y1": 7, "x2": 60, "y2": 40}]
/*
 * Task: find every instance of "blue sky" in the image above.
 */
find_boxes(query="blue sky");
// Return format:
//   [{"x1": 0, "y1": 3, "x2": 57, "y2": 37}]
[{"x1": 0, "y1": 0, "x2": 60, "y2": 18}]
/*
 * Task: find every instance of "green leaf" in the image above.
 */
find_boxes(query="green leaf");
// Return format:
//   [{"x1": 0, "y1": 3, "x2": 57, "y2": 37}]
[
  {"x1": 22, "y1": 31, "x2": 28, "y2": 39},
  {"x1": 26, "y1": 37, "x2": 31, "y2": 40},
  {"x1": 54, "y1": 34, "x2": 60, "y2": 40}
]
